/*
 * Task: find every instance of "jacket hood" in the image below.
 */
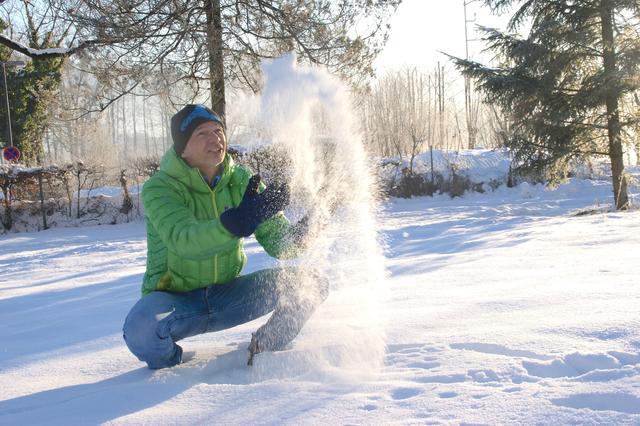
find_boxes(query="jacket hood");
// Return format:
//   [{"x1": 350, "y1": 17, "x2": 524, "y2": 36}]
[{"x1": 160, "y1": 147, "x2": 234, "y2": 194}]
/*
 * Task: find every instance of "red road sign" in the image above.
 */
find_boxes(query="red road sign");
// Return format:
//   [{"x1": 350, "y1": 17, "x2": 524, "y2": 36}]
[{"x1": 2, "y1": 146, "x2": 20, "y2": 162}]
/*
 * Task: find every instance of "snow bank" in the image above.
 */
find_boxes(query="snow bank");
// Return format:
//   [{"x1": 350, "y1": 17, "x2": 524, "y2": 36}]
[{"x1": 3, "y1": 193, "x2": 143, "y2": 233}]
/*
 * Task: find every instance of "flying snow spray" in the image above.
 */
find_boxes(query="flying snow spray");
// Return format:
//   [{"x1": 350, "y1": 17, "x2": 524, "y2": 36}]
[{"x1": 246, "y1": 54, "x2": 387, "y2": 379}]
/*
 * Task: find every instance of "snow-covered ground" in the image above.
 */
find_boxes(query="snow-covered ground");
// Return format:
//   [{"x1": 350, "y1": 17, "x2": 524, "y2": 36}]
[{"x1": 1, "y1": 177, "x2": 639, "y2": 425}]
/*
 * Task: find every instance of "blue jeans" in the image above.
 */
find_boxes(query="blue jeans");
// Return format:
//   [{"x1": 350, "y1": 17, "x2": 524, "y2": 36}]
[{"x1": 123, "y1": 268, "x2": 328, "y2": 369}]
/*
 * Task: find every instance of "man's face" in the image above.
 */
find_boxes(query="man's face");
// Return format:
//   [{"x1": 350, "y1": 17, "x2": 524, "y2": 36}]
[{"x1": 181, "y1": 121, "x2": 226, "y2": 171}]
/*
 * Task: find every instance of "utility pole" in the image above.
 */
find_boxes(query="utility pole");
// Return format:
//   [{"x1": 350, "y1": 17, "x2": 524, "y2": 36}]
[{"x1": 1, "y1": 60, "x2": 26, "y2": 165}]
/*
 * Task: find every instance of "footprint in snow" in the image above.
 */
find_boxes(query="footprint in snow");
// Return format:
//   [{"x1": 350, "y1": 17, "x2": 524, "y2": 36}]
[
  {"x1": 469, "y1": 369, "x2": 501, "y2": 383},
  {"x1": 415, "y1": 374, "x2": 467, "y2": 384},
  {"x1": 438, "y1": 391, "x2": 458, "y2": 399},
  {"x1": 472, "y1": 394, "x2": 490, "y2": 399},
  {"x1": 406, "y1": 361, "x2": 440, "y2": 369},
  {"x1": 386, "y1": 344, "x2": 423, "y2": 354},
  {"x1": 386, "y1": 343, "x2": 444, "y2": 355},
  {"x1": 415, "y1": 370, "x2": 503, "y2": 385},
  {"x1": 552, "y1": 392, "x2": 640, "y2": 414},
  {"x1": 391, "y1": 387, "x2": 423, "y2": 400},
  {"x1": 385, "y1": 344, "x2": 442, "y2": 370},
  {"x1": 450, "y1": 342, "x2": 552, "y2": 361},
  {"x1": 523, "y1": 351, "x2": 640, "y2": 380},
  {"x1": 556, "y1": 326, "x2": 633, "y2": 341}
]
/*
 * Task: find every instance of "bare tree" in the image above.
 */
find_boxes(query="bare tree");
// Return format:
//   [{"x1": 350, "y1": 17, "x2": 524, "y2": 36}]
[
  {"x1": 1, "y1": 1, "x2": 400, "y2": 163},
  {"x1": 13, "y1": 0, "x2": 400, "y2": 118},
  {"x1": 362, "y1": 66, "x2": 476, "y2": 162},
  {"x1": 403, "y1": 68, "x2": 431, "y2": 174}
]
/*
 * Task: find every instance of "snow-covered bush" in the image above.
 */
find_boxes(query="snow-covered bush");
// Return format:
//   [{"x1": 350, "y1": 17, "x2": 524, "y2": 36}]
[
  {"x1": 2, "y1": 147, "x2": 634, "y2": 233},
  {"x1": 377, "y1": 149, "x2": 512, "y2": 198},
  {"x1": 0, "y1": 163, "x2": 142, "y2": 234}
]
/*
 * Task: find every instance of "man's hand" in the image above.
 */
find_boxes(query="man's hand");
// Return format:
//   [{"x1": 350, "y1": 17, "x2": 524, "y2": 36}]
[{"x1": 220, "y1": 175, "x2": 290, "y2": 237}]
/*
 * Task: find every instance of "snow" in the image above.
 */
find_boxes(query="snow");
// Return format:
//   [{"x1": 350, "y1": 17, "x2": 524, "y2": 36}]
[
  {"x1": 2, "y1": 50, "x2": 639, "y2": 424},
  {"x1": 78, "y1": 185, "x2": 142, "y2": 198},
  {"x1": 1, "y1": 175, "x2": 639, "y2": 424},
  {"x1": 396, "y1": 148, "x2": 512, "y2": 182},
  {"x1": 27, "y1": 46, "x2": 73, "y2": 56},
  {"x1": 377, "y1": 148, "x2": 515, "y2": 196},
  {"x1": 0, "y1": 34, "x2": 74, "y2": 58}
]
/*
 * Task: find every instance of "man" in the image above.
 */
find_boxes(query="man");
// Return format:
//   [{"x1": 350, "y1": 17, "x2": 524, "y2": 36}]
[{"x1": 123, "y1": 104, "x2": 327, "y2": 369}]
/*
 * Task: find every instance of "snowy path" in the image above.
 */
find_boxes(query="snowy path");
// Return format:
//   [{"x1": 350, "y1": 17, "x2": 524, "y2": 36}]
[{"x1": 1, "y1": 179, "x2": 639, "y2": 425}]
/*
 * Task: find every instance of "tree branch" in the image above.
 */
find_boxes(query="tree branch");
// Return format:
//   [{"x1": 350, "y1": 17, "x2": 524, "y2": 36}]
[{"x1": 0, "y1": 33, "x2": 105, "y2": 58}]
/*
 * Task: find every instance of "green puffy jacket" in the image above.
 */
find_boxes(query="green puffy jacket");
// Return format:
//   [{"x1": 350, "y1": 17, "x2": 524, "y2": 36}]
[{"x1": 140, "y1": 148, "x2": 295, "y2": 295}]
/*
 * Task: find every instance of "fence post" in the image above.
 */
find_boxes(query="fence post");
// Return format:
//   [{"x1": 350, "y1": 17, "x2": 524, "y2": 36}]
[{"x1": 38, "y1": 173, "x2": 48, "y2": 230}]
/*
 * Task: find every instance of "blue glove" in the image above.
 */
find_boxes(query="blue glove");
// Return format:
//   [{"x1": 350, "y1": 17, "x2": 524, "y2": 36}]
[{"x1": 220, "y1": 175, "x2": 290, "y2": 237}]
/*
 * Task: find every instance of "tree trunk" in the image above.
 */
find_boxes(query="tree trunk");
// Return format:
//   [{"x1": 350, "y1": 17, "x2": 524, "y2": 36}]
[
  {"x1": 76, "y1": 171, "x2": 81, "y2": 219},
  {"x1": 143, "y1": 98, "x2": 149, "y2": 157},
  {"x1": 110, "y1": 100, "x2": 116, "y2": 148},
  {"x1": 132, "y1": 95, "x2": 138, "y2": 155},
  {"x1": 121, "y1": 97, "x2": 127, "y2": 158},
  {"x1": 635, "y1": 93, "x2": 640, "y2": 165},
  {"x1": 600, "y1": 0, "x2": 629, "y2": 210},
  {"x1": 161, "y1": 105, "x2": 169, "y2": 152},
  {"x1": 409, "y1": 134, "x2": 417, "y2": 175},
  {"x1": 45, "y1": 128, "x2": 52, "y2": 162},
  {"x1": 437, "y1": 64, "x2": 445, "y2": 149},
  {"x1": 205, "y1": 0, "x2": 226, "y2": 120},
  {"x1": 160, "y1": 107, "x2": 166, "y2": 153}
]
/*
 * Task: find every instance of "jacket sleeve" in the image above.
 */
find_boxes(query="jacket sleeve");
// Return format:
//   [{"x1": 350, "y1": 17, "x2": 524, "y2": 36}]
[
  {"x1": 142, "y1": 176, "x2": 238, "y2": 260},
  {"x1": 254, "y1": 212, "x2": 302, "y2": 259}
]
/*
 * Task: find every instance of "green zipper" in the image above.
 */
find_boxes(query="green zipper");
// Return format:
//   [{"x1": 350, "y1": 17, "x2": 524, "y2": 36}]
[{"x1": 211, "y1": 188, "x2": 220, "y2": 283}]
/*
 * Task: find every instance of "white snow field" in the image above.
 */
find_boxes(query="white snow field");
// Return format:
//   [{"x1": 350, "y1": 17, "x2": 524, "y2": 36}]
[{"x1": 1, "y1": 176, "x2": 639, "y2": 425}]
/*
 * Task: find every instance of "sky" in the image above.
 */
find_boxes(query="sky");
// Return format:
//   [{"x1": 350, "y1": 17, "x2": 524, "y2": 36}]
[{"x1": 374, "y1": 0, "x2": 512, "y2": 74}]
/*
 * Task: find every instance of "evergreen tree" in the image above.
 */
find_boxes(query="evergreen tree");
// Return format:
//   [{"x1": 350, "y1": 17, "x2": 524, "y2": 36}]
[
  {"x1": 0, "y1": 18, "x2": 64, "y2": 165},
  {"x1": 0, "y1": 19, "x2": 14, "y2": 149},
  {"x1": 450, "y1": 0, "x2": 639, "y2": 210}
]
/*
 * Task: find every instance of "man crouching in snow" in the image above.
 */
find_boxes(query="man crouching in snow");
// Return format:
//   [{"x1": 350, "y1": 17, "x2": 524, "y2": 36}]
[{"x1": 122, "y1": 104, "x2": 327, "y2": 369}]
